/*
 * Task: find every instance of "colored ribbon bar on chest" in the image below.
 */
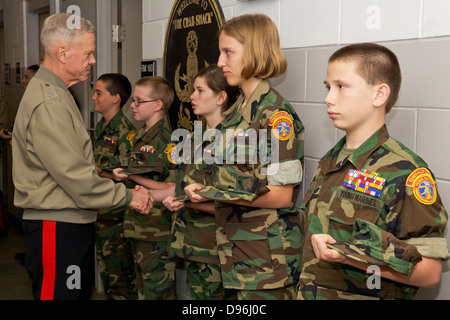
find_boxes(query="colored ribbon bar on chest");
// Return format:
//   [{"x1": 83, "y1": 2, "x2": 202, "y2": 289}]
[
  {"x1": 103, "y1": 136, "x2": 116, "y2": 144},
  {"x1": 343, "y1": 168, "x2": 386, "y2": 198},
  {"x1": 141, "y1": 145, "x2": 156, "y2": 153}
]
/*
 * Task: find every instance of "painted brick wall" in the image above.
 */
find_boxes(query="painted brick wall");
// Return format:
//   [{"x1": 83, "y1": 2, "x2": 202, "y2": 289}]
[{"x1": 143, "y1": 0, "x2": 450, "y2": 300}]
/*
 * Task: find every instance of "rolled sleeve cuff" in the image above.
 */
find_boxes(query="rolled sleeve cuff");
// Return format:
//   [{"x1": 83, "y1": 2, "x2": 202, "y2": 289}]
[
  {"x1": 267, "y1": 159, "x2": 302, "y2": 186},
  {"x1": 405, "y1": 237, "x2": 450, "y2": 261}
]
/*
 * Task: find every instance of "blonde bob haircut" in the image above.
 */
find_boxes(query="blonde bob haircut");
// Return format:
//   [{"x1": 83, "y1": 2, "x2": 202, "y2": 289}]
[{"x1": 220, "y1": 14, "x2": 287, "y2": 79}]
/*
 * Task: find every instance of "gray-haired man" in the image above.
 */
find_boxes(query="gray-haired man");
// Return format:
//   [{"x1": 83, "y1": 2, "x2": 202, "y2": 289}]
[{"x1": 12, "y1": 13, "x2": 151, "y2": 300}]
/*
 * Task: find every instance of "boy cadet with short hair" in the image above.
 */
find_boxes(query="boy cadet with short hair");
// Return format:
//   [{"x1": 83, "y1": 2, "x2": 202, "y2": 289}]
[
  {"x1": 113, "y1": 76, "x2": 178, "y2": 300},
  {"x1": 297, "y1": 43, "x2": 449, "y2": 300},
  {"x1": 92, "y1": 73, "x2": 137, "y2": 300}
]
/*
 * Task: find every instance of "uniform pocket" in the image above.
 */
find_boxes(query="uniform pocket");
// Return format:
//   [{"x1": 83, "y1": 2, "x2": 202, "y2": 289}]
[
  {"x1": 227, "y1": 221, "x2": 272, "y2": 274},
  {"x1": 131, "y1": 150, "x2": 157, "y2": 166},
  {"x1": 225, "y1": 136, "x2": 258, "y2": 165},
  {"x1": 127, "y1": 151, "x2": 162, "y2": 176},
  {"x1": 184, "y1": 213, "x2": 216, "y2": 251},
  {"x1": 327, "y1": 187, "x2": 381, "y2": 241}
]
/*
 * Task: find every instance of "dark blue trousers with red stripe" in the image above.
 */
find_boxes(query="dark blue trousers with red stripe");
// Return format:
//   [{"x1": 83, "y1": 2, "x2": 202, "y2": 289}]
[{"x1": 22, "y1": 220, "x2": 95, "y2": 300}]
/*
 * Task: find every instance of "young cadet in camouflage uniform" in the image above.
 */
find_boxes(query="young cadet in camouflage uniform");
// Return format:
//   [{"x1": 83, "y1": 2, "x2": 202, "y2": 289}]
[
  {"x1": 113, "y1": 77, "x2": 178, "y2": 299},
  {"x1": 182, "y1": 14, "x2": 304, "y2": 300},
  {"x1": 92, "y1": 73, "x2": 137, "y2": 300},
  {"x1": 162, "y1": 65, "x2": 239, "y2": 300},
  {"x1": 297, "y1": 43, "x2": 450, "y2": 300}
]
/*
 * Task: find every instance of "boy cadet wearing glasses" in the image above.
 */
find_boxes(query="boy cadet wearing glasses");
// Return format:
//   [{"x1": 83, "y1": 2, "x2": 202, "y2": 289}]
[{"x1": 113, "y1": 77, "x2": 178, "y2": 299}]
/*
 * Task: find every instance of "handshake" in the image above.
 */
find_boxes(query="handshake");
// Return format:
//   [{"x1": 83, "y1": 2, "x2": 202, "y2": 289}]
[
  {"x1": 129, "y1": 185, "x2": 153, "y2": 214},
  {"x1": 112, "y1": 168, "x2": 153, "y2": 214}
]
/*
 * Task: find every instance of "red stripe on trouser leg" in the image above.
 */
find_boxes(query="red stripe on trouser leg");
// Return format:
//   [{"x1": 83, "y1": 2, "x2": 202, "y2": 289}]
[{"x1": 41, "y1": 221, "x2": 56, "y2": 300}]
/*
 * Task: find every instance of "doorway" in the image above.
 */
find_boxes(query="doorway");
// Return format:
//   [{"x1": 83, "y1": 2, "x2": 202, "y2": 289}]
[{"x1": 60, "y1": 0, "x2": 143, "y2": 132}]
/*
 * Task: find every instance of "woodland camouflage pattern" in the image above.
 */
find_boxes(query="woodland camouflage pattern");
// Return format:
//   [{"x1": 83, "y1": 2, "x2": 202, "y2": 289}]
[
  {"x1": 170, "y1": 129, "x2": 229, "y2": 299},
  {"x1": 205, "y1": 80, "x2": 305, "y2": 293},
  {"x1": 93, "y1": 110, "x2": 135, "y2": 173},
  {"x1": 171, "y1": 162, "x2": 220, "y2": 264},
  {"x1": 95, "y1": 221, "x2": 137, "y2": 299},
  {"x1": 185, "y1": 261, "x2": 229, "y2": 300},
  {"x1": 123, "y1": 118, "x2": 178, "y2": 300},
  {"x1": 93, "y1": 110, "x2": 137, "y2": 299},
  {"x1": 123, "y1": 118, "x2": 177, "y2": 241},
  {"x1": 298, "y1": 125, "x2": 449, "y2": 300}
]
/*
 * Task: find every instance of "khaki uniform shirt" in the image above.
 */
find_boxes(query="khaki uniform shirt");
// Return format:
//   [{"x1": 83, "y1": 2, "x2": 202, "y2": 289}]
[
  {"x1": 298, "y1": 125, "x2": 449, "y2": 300},
  {"x1": 12, "y1": 66, "x2": 132, "y2": 224}
]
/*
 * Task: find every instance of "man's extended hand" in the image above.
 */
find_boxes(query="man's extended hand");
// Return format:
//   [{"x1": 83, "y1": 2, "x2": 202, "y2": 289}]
[{"x1": 130, "y1": 185, "x2": 153, "y2": 214}]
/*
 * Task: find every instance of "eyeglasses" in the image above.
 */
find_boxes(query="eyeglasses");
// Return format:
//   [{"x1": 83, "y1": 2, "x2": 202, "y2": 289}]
[{"x1": 131, "y1": 98, "x2": 158, "y2": 106}]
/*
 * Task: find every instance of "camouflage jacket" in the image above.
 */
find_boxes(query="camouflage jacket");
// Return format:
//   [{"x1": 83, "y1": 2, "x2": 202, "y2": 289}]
[
  {"x1": 298, "y1": 125, "x2": 449, "y2": 300},
  {"x1": 211, "y1": 80, "x2": 305, "y2": 290},
  {"x1": 170, "y1": 126, "x2": 220, "y2": 265},
  {"x1": 123, "y1": 118, "x2": 178, "y2": 241},
  {"x1": 93, "y1": 110, "x2": 135, "y2": 170},
  {"x1": 93, "y1": 110, "x2": 135, "y2": 220}
]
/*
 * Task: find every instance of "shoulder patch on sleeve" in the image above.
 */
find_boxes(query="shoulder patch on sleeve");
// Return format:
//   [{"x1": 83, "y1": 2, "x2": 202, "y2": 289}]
[
  {"x1": 164, "y1": 143, "x2": 177, "y2": 164},
  {"x1": 406, "y1": 168, "x2": 436, "y2": 205},
  {"x1": 126, "y1": 131, "x2": 136, "y2": 146},
  {"x1": 268, "y1": 111, "x2": 294, "y2": 141}
]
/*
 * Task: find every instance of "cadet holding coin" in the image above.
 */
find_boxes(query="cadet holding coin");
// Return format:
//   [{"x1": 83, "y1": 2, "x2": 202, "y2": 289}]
[
  {"x1": 184, "y1": 14, "x2": 305, "y2": 300},
  {"x1": 297, "y1": 43, "x2": 449, "y2": 300},
  {"x1": 163, "y1": 65, "x2": 239, "y2": 300},
  {"x1": 92, "y1": 73, "x2": 137, "y2": 300},
  {"x1": 113, "y1": 76, "x2": 178, "y2": 300}
]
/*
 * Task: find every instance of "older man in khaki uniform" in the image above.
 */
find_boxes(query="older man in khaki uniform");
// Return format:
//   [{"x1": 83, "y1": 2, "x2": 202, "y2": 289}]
[{"x1": 12, "y1": 13, "x2": 151, "y2": 300}]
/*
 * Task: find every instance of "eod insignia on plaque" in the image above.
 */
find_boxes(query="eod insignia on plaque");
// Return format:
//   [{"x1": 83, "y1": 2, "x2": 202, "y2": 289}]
[{"x1": 164, "y1": 0, "x2": 225, "y2": 132}]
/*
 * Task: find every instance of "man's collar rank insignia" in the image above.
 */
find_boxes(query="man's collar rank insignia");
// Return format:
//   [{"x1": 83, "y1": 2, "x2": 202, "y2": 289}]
[
  {"x1": 164, "y1": 144, "x2": 177, "y2": 164},
  {"x1": 141, "y1": 145, "x2": 156, "y2": 154},
  {"x1": 343, "y1": 168, "x2": 386, "y2": 198},
  {"x1": 269, "y1": 111, "x2": 294, "y2": 141},
  {"x1": 406, "y1": 168, "x2": 436, "y2": 205}
]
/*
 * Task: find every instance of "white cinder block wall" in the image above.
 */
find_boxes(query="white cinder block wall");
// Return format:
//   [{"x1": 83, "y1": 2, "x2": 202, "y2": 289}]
[{"x1": 144, "y1": 0, "x2": 450, "y2": 300}]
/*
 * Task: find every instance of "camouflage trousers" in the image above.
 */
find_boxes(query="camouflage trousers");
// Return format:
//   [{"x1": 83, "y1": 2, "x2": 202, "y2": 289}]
[
  {"x1": 234, "y1": 283, "x2": 298, "y2": 300},
  {"x1": 185, "y1": 261, "x2": 297, "y2": 300},
  {"x1": 186, "y1": 261, "x2": 235, "y2": 300},
  {"x1": 130, "y1": 238, "x2": 177, "y2": 300},
  {"x1": 95, "y1": 221, "x2": 137, "y2": 300}
]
